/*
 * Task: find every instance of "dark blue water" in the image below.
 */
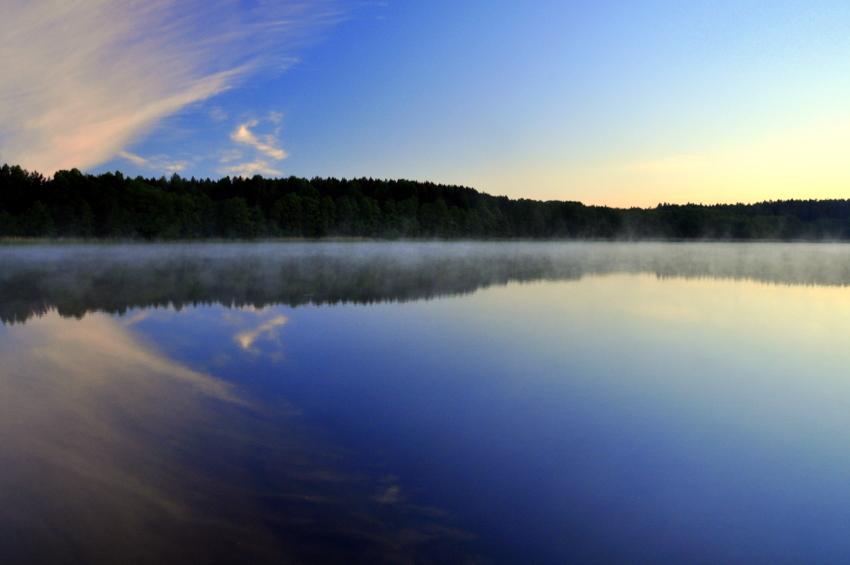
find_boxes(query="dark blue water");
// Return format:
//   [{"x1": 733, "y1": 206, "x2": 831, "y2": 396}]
[{"x1": 3, "y1": 242, "x2": 850, "y2": 564}]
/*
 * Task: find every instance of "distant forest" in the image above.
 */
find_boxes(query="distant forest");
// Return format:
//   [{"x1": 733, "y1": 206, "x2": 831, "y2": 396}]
[{"x1": 3, "y1": 163, "x2": 850, "y2": 240}]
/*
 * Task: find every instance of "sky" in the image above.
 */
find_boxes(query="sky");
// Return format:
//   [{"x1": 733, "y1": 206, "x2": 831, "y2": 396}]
[{"x1": 2, "y1": 0, "x2": 850, "y2": 207}]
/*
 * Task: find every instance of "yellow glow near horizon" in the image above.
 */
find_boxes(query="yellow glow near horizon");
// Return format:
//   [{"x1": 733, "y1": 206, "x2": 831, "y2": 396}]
[{"x1": 470, "y1": 117, "x2": 850, "y2": 208}]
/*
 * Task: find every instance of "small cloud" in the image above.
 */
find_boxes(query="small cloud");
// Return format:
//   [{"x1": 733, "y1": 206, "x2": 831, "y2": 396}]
[
  {"x1": 234, "y1": 315, "x2": 288, "y2": 353},
  {"x1": 119, "y1": 150, "x2": 191, "y2": 174},
  {"x1": 231, "y1": 119, "x2": 289, "y2": 160},
  {"x1": 118, "y1": 150, "x2": 149, "y2": 166},
  {"x1": 164, "y1": 162, "x2": 187, "y2": 172},
  {"x1": 222, "y1": 159, "x2": 282, "y2": 178}
]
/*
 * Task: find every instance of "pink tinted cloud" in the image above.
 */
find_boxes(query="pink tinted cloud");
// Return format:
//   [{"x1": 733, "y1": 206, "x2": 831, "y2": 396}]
[{"x1": 0, "y1": 0, "x2": 341, "y2": 175}]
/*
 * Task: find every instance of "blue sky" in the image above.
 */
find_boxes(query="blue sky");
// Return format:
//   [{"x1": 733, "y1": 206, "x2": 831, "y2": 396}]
[{"x1": 3, "y1": 1, "x2": 850, "y2": 206}]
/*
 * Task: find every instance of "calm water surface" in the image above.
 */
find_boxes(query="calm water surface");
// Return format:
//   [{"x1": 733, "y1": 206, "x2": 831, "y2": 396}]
[{"x1": 3, "y1": 242, "x2": 850, "y2": 564}]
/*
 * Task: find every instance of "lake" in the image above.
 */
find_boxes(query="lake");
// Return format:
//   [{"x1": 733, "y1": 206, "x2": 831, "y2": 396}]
[{"x1": 2, "y1": 242, "x2": 850, "y2": 564}]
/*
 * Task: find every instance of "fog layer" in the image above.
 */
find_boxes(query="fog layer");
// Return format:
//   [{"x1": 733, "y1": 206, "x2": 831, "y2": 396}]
[{"x1": 2, "y1": 242, "x2": 849, "y2": 324}]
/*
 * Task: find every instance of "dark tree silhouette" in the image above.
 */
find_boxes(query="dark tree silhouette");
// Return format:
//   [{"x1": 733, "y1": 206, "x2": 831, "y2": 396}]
[{"x1": 2, "y1": 163, "x2": 850, "y2": 240}]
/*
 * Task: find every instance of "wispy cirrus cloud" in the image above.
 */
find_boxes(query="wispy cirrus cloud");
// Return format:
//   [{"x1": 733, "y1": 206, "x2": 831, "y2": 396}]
[
  {"x1": 0, "y1": 0, "x2": 343, "y2": 176},
  {"x1": 118, "y1": 151, "x2": 150, "y2": 167},
  {"x1": 118, "y1": 150, "x2": 191, "y2": 172}
]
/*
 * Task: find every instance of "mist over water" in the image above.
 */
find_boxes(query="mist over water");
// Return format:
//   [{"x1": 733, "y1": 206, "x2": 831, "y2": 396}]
[
  {"x1": 3, "y1": 242, "x2": 850, "y2": 564},
  {"x1": 2, "y1": 242, "x2": 850, "y2": 323}
]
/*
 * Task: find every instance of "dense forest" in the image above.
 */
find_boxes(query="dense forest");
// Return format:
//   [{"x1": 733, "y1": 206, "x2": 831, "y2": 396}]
[{"x1": 3, "y1": 163, "x2": 850, "y2": 240}]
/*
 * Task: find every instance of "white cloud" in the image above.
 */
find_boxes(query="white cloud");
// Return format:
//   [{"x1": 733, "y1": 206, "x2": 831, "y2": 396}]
[
  {"x1": 119, "y1": 150, "x2": 191, "y2": 173},
  {"x1": 231, "y1": 120, "x2": 289, "y2": 160},
  {"x1": 164, "y1": 162, "x2": 188, "y2": 172},
  {"x1": 221, "y1": 114, "x2": 291, "y2": 177},
  {"x1": 222, "y1": 159, "x2": 283, "y2": 178},
  {"x1": 118, "y1": 150, "x2": 149, "y2": 167},
  {"x1": 0, "y1": 0, "x2": 342, "y2": 176}
]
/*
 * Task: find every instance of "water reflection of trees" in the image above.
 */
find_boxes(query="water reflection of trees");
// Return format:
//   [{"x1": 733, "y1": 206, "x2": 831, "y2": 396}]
[{"x1": 4, "y1": 242, "x2": 850, "y2": 324}]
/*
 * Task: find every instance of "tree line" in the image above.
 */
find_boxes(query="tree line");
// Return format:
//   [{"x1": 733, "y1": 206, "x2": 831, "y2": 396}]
[{"x1": 3, "y1": 163, "x2": 850, "y2": 240}]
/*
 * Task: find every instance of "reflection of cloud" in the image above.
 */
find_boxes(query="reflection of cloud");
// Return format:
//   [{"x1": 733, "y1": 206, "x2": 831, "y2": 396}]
[
  {"x1": 374, "y1": 485, "x2": 402, "y2": 504},
  {"x1": 235, "y1": 315, "x2": 288, "y2": 353},
  {"x1": 0, "y1": 0, "x2": 341, "y2": 175},
  {"x1": 0, "y1": 311, "x2": 254, "y2": 560},
  {"x1": 121, "y1": 311, "x2": 151, "y2": 326},
  {"x1": 24, "y1": 312, "x2": 243, "y2": 405},
  {"x1": 0, "y1": 308, "x2": 478, "y2": 562}
]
